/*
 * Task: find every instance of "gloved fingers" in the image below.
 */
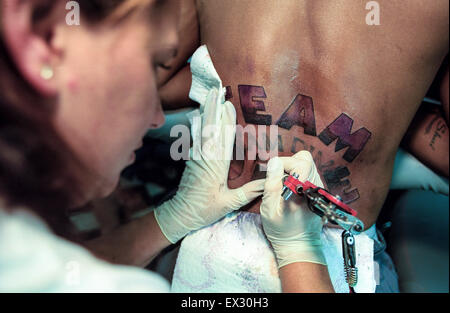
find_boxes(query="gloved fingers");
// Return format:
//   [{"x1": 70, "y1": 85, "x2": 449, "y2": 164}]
[
  {"x1": 292, "y1": 150, "x2": 314, "y2": 162},
  {"x1": 221, "y1": 101, "x2": 237, "y2": 141},
  {"x1": 261, "y1": 157, "x2": 285, "y2": 218},
  {"x1": 240, "y1": 178, "x2": 265, "y2": 198},
  {"x1": 278, "y1": 151, "x2": 315, "y2": 182},
  {"x1": 264, "y1": 157, "x2": 285, "y2": 193},
  {"x1": 228, "y1": 179, "x2": 265, "y2": 210},
  {"x1": 291, "y1": 150, "x2": 324, "y2": 188},
  {"x1": 220, "y1": 101, "x2": 237, "y2": 161},
  {"x1": 265, "y1": 156, "x2": 310, "y2": 216}
]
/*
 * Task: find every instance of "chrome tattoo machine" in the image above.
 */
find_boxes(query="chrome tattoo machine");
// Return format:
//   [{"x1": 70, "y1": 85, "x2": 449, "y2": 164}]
[{"x1": 282, "y1": 173, "x2": 364, "y2": 292}]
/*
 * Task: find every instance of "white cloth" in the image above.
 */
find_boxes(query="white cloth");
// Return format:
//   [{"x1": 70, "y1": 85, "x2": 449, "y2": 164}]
[
  {"x1": 171, "y1": 211, "x2": 377, "y2": 293},
  {"x1": 171, "y1": 45, "x2": 377, "y2": 293},
  {"x1": 0, "y1": 209, "x2": 170, "y2": 292},
  {"x1": 189, "y1": 45, "x2": 227, "y2": 111}
]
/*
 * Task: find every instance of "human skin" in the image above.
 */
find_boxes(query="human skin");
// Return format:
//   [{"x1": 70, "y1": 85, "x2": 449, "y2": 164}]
[
  {"x1": 1, "y1": 0, "x2": 179, "y2": 266},
  {"x1": 2, "y1": 0, "x2": 181, "y2": 200},
  {"x1": 441, "y1": 67, "x2": 450, "y2": 124},
  {"x1": 162, "y1": 0, "x2": 449, "y2": 229},
  {"x1": 280, "y1": 262, "x2": 334, "y2": 293},
  {"x1": 403, "y1": 102, "x2": 449, "y2": 177}
]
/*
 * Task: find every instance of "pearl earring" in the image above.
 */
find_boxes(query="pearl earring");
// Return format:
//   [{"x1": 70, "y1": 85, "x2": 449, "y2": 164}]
[{"x1": 40, "y1": 65, "x2": 54, "y2": 80}]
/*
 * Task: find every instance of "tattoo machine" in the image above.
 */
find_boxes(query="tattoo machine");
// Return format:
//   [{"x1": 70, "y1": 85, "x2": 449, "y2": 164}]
[{"x1": 282, "y1": 173, "x2": 364, "y2": 292}]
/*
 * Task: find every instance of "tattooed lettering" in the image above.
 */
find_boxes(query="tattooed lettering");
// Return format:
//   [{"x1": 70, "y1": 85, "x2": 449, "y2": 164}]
[
  {"x1": 235, "y1": 124, "x2": 257, "y2": 161},
  {"x1": 318, "y1": 113, "x2": 372, "y2": 163},
  {"x1": 257, "y1": 125, "x2": 279, "y2": 161},
  {"x1": 237, "y1": 86, "x2": 371, "y2": 163},
  {"x1": 276, "y1": 94, "x2": 317, "y2": 136},
  {"x1": 424, "y1": 115, "x2": 441, "y2": 134},
  {"x1": 225, "y1": 86, "x2": 233, "y2": 101},
  {"x1": 288, "y1": 137, "x2": 357, "y2": 203},
  {"x1": 278, "y1": 135, "x2": 284, "y2": 153},
  {"x1": 291, "y1": 137, "x2": 308, "y2": 153},
  {"x1": 323, "y1": 166, "x2": 360, "y2": 204},
  {"x1": 232, "y1": 85, "x2": 371, "y2": 204},
  {"x1": 313, "y1": 150, "x2": 335, "y2": 173},
  {"x1": 426, "y1": 118, "x2": 447, "y2": 151},
  {"x1": 238, "y1": 85, "x2": 272, "y2": 125}
]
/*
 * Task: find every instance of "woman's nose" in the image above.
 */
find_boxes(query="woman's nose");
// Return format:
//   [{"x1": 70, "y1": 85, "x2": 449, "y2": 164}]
[{"x1": 150, "y1": 106, "x2": 166, "y2": 129}]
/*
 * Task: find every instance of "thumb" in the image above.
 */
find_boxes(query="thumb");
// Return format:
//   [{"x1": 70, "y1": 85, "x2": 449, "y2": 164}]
[{"x1": 226, "y1": 179, "x2": 265, "y2": 210}]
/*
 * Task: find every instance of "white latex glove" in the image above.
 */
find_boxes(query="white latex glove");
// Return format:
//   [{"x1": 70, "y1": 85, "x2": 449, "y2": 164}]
[
  {"x1": 261, "y1": 151, "x2": 327, "y2": 268},
  {"x1": 155, "y1": 88, "x2": 265, "y2": 243}
]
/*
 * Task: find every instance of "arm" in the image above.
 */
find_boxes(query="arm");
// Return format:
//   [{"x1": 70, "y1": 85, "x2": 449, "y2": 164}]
[
  {"x1": 402, "y1": 64, "x2": 449, "y2": 177},
  {"x1": 157, "y1": 0, "x2": 200, "y2": 110},
  {"x1": 441, "y1": 66, "x2": 449, "y2": 124},
  {"x1": 84, "y1": 212, "x2": 171, "y2": 267},
  {"x1": 84, "y1": 90, "x2": 264, "y2": 267},
  {"x1": 261, "y1": 152, "x2": 335, "y2": 293},
  {"x1": 402, "y1": 103, "x2": 449, "y2": 178},
  {"x1": 280, "y1": 263, "x2": 334, "y2": 293},
  {"x1": 159, "y1": 65, "x2": 198, "y2": 110}
]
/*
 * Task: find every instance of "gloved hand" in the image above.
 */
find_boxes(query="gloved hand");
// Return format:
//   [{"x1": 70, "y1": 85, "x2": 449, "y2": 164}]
[
  {"x1": 261, "y1": 151, "x2": 327, "y2": 268},
  {"x1": 155, "y1": 88, "x2": 265, "y2": 243}
]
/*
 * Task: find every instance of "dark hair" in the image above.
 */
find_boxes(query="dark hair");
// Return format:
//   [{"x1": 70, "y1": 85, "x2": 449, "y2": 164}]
[
  {"x1": 78, "y1": 0, "x2": 131, "y2": 20},
  {"x1": 0, "y1": 0, "x2": 143, "y2": 236}
]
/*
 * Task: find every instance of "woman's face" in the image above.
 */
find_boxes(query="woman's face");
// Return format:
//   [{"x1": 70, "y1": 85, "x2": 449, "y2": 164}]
[{"x1": 53, "y1": 1, "x2": 179, "y2": 197}]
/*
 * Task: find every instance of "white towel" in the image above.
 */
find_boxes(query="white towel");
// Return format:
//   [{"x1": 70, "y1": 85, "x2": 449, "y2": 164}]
[
  {"x1": 172, "y1": 211, "x2": 377, "y2": 293},
  {"x1": 189, "y1": 45, "x2": 227, "y2": 110}
]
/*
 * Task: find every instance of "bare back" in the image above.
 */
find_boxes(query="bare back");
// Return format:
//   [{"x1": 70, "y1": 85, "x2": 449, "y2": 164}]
[{"x1": 194, "y1": 0, "x2": 449, "y2": 227}]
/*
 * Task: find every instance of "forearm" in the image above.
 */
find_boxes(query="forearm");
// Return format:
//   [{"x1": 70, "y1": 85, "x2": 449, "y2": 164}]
[
  {"x1": 83, "y1": 211, "x2": 171, "y2": 267},
  {"x1": 159, "y1": 65, "x2": 198, "y2": 110},
  {"x1": 156, "y1": 0, "x2": 200, "y2": 110},
  {"x1": 279, "y1": 262, "x2": 335, "y2": 293},
  {"x1": 440, "y1": 65, "x2": 449, "y2": 124},
  {"x1": 402, "y1": 104, "x2": 449, "y2": 177}
]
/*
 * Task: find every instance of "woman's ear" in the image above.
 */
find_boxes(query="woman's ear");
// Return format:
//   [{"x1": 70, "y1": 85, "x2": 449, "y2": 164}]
[{"x1": 1, "y1": 0, "x2": 64, "y2": 96}]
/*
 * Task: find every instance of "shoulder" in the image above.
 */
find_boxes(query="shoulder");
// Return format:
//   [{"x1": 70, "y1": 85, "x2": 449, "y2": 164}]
[{"x1": 0, "y1": 209, "x2": 170, "y2": 292}]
